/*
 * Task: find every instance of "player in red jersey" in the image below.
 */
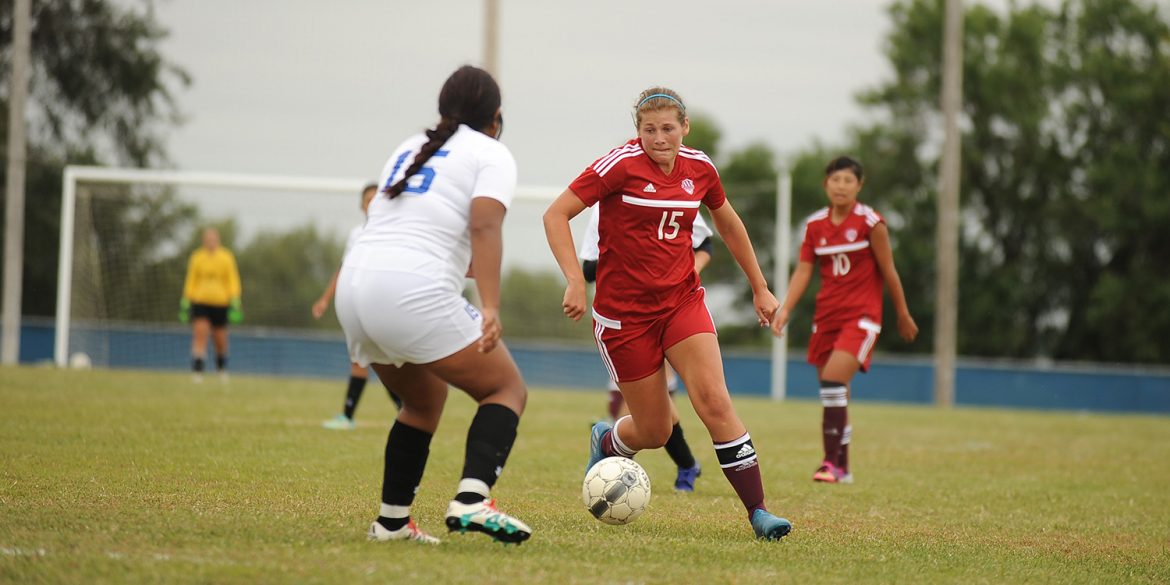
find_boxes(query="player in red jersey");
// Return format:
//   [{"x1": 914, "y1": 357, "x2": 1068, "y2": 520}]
[
  {"x1": 772, "y1": 156, "x2": 918, "y2": 484},
  {"x1": 544, "y1": 87, "x2": 791, "y2": 540}
]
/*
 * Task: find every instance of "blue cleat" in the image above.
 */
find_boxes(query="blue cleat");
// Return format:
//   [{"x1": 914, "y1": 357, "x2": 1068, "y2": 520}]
[
  {"x1": 750, "y1": 509, "x2": 793, "y2": 541},
  {"x1": 586, "y1": 421, "x2": 612, "y2": 473},
  {"x1": 674, "y1": 464, "x2": 701, "y2": 492}
]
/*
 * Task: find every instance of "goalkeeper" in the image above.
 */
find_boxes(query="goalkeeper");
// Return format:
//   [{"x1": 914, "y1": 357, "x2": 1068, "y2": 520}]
[{"x1": 180, "y1": 227, "x2": 242, "y2": 382}]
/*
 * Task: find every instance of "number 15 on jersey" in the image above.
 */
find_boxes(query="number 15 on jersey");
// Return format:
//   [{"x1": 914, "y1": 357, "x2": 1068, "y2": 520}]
[{"x1": 657, "y1": 211, "x2": 683, "y2": 240}]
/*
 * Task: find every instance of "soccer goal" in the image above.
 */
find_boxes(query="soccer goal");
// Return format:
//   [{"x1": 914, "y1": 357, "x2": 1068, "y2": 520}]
[{"x1": 56, "y1": 165, "x2": 790, "y2": 397}]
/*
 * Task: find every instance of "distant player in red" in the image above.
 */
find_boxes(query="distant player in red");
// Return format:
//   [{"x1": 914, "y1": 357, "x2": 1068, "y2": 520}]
[
  {"x1": 544, "y1": 86, "x2": 792, "y2": 541},
  {"x1": 772, "y1": 156, "x2": 918, "y2": 484}
]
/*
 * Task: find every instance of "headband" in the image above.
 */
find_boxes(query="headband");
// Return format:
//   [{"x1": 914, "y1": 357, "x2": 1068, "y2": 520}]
[{"x1": 637, "y1": 93, "x2": 684, "y2": 110}]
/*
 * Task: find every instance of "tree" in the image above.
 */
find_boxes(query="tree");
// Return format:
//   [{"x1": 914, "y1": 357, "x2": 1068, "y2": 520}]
[
  {"x1": 0, "y1": 0, "x2": 189, "y2": 317},
  {"x1": 807, "y1": 0, "x2": 1170, "y2": 363}
]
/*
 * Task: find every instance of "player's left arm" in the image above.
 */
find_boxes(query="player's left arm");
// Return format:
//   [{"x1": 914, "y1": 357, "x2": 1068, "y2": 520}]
[
  {"x1": 709, "y1": 202, "x2": 778, "y2": 327},
  {"x1": 869, "y1": 223, "x2": 918, "y2": 341}
]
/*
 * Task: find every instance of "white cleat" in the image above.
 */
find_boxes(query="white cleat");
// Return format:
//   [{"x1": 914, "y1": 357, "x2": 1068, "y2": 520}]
[{"x1": 367, "y1": 519, "x2": 440, "y2": 545}]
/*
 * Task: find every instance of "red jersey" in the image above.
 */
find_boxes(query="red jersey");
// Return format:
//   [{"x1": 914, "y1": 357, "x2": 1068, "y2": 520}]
[
  {"x1": 799, "y1": 202, "x2": 885, "y2": 328},
  {"x1": 569, "y1": 139, "x2": 726, "y2": 322}
]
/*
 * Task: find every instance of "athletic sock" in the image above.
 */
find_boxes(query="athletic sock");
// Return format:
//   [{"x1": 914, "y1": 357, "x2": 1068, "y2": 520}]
[
  {"x1": 376, "y1": 503, "x2": 410, "y2": 531},
  {"x1": 663, "y1": 422, "x2": 697, "y2": 469},
  {"x1": 820, "y1": 380, "x2": 848, "y2": 467},
  {"x1": 215, "y1": 354, "x2": 227, "y2": 372},
  {"x1": 192, "y1": 357, "x2": 205, "y2": 372},
  {"x1": 343, "y1": 375, "x2": 368, "y2": 419},
  {"x1": 381, "y1": 421, "x2": 432, "y2": 509},
  {"x1": 606, "y1": 390, "x2": 622, "y2": 420},
  {"x1": 601, "y1": 415, "x2": 637, "y2": 458},
  {"x1": 839, "y1": 423, "x2": 852, "y2": 473},
  {"x1": 714, "y1": 432, "x2": 765, "y2": 515},
  {"x1": 455, "y1": 403, "x2": 519, "y2": 504}
]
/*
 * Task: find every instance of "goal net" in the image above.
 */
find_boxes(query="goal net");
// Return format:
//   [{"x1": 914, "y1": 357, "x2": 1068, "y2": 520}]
[{"x1": 56, "y1": 166, "x2": 599, "y2": 384}]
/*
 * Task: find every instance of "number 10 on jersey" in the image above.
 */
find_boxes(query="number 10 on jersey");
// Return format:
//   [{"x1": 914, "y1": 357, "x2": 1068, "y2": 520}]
[{"x1": 657, "y1": 211, "x2": 683, "y2": 240}]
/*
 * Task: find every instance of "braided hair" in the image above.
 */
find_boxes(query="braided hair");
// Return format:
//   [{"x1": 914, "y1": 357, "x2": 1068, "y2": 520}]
[{"x1": 385, "y1": 66, "x2": 502, "y2": 199}]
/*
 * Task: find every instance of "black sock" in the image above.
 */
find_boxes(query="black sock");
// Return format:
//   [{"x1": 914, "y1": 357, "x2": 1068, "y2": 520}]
[
  {"x1": 375, "y1": 516, "x2": 409, "y2": 531},
  {"x1": 216, "y1": 354, "x2": 227, "y2": 371},
  {"x1": 343, "y1": 375, "x2": 368, "y2": 419},
  {"x1": 663, "y1": 423, "x2": 697, "y2": 469},
  {"x1": 455, "y1": 403, "x2": 519, "y2": 504},
  {"x1": 192, "y1": 357, "x2": 205, "y2": 372},
  {"x1": 381, "y1": 421, "x2": 433, "y2": 507}
]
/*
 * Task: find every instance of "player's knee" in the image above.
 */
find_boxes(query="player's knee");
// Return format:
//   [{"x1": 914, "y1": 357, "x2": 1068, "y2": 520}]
[
  {"x1": 643, "y1": 422, "x2": 672, "y2": 448},
  {"x1": 690, "y1": 387, "x2": 734, "y2": 422}
]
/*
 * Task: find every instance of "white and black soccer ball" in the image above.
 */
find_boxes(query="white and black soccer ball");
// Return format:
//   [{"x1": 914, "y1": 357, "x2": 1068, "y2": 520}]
[{"x1": 582, "y1": 456, "x2": 651, "y2": 525}]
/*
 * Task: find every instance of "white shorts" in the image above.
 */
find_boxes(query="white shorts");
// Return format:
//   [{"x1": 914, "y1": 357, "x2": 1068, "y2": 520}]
[{"x1": 336, "y1": 268, "x2": 483, "y2": 367}]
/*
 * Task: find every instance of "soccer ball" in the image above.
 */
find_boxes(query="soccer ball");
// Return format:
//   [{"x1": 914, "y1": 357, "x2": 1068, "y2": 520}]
[{"x1": 582, "y1": 457, "x2": 651, "y2": 525}]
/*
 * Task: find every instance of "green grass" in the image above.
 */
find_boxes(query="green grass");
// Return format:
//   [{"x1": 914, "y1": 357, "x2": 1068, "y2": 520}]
[{"x1": 1, "y1": 366, "x2": 1168, "y2": 584}]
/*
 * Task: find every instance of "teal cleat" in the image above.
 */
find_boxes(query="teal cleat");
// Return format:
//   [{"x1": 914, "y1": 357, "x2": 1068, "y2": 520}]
[
  {"x1": 586, "y1": 421, "x2": 612, "y2": 473},
  {"x1": 750, "y1": 509, "x2": 793, "y2": 541},
  {"x1": 322, "y1": 414, "x2": 356, "y2": 430},
  {"x1": 445, "y1": 499, "x2": 531, "y2": 544}
]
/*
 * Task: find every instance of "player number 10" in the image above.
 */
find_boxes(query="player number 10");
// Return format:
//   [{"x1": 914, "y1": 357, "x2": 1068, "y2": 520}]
[
  {"x1": 831, "y1": 252, "x2": 852, "y2": 276},
  {"x1": 657, "y1": 211, "x2": 683, "y2": 240}
]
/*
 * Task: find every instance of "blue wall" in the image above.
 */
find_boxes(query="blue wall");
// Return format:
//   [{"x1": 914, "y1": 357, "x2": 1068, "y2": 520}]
[{"x1": 16, "y1": 322, "x2": 1170, "y2": 415}]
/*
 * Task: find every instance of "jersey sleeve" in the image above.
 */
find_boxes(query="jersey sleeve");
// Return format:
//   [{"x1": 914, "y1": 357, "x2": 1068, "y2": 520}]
[
  {"x1": 568, "y1": 146, "x2": 630, "y2": 207},
  {"x1": 691, "y1": 212, "x2": 714, "y2": 248},
  {"x1": 182, "y1": 252, "x2": 197, "y2": 300},
  {"x1": 225, "y1": 251, "x2": 242, "y2": 298},
  {"x1": 472, "y1": 142, "x2": 517, "y2": 208},
  {"x1": 578, "y1": 204, "x2": 601, "y2": 261},
  {"x1": 799, "y1": 221, "x2": 816, "y2": 262},
  {"x1": 703, "y1": 173, "x2": 727, "y2": 211}
]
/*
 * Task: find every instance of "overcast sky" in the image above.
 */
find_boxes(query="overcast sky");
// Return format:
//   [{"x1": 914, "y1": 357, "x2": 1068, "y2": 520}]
[{"x1": 154, "y1": 0, "x2": 906, "y2": 188}]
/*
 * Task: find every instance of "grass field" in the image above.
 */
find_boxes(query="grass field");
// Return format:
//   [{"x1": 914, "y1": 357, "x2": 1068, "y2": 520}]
[{"x1": 1, "y1": 366, "x2": 1168, "y2": 584}]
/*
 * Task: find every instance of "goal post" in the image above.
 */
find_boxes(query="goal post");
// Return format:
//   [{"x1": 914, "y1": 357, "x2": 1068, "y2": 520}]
[{"x1": 54, "y1": 165, "x2": 567, "y2": 372}]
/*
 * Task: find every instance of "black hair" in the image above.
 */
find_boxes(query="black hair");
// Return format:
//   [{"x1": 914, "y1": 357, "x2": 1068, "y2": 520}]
[
  {"x1": 385, "y1": 66, "x2": 502, "y2": 199},
  {"x1": 824, "y1": 156, "x2": 864, "y2": 181}
]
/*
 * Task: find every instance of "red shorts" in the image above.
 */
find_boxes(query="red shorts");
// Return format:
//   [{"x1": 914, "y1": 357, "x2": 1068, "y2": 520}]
[
  {"x1": 807, "y1": 317, "x2": 882, "y2": 373},
  {"x1": 592, "y1": 288, "x2": 716, "y2": 383}
]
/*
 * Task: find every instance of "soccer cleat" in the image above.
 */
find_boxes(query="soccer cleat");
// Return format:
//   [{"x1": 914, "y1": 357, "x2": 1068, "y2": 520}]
[
  {"x1": 751, "y1": 509, "x2": 793, "y2": 541},
  {"x1": 191, "y1": 373, "x2": 204, "y2": 384},
  {"x1": 838, "y1": 472, "x2": 854, "y2": 485},
  {"x1": 445, "y1": 499, "x2": 531, "y2": 544},
  {"x1": 674, "y1": 464, "x2": 702, "y2": 492},
  {"x1": 218, "y1": 371, "x2": 230, "y2": 384},
  {"x1": 812, "y1": 461, "x2": 846, "y2": 483},
  {"x1": 322, "y1": 414, "x2": 356, "y2": 430},
  {"x1": 368, "y1": 519, "x2": 440, "y2": 545},
  {"x1": 586, "y1": 421, "x2": 613, "y2": 473}
]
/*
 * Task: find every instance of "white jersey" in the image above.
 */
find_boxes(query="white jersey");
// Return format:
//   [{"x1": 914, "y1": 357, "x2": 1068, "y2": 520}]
[
  {"x1": 578, "y1": 203, "x2": 714, "y2": 261},
  {"x1": 346, "y1": 125, "x2": 517, "y2": 292},
  {"x1": 342, "y1": 223, "x2": 363, "y2": 259}
]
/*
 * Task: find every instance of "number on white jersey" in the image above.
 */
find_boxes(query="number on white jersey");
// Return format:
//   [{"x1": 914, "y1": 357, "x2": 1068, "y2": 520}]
[{"x1": 657, "y1": 211, "x2": 683, "y2": 240}]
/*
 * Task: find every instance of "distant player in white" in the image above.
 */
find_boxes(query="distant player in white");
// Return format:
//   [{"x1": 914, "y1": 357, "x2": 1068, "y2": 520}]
[
  {"x1": 578, "y1": 204, "x2": 713, "y2": 492},
  {"x1": 335, "y1": 66, "x2": 531, "y2": 545},
  {"x1": 313, "y1": 183, "x2": 401, "y2": 430}
]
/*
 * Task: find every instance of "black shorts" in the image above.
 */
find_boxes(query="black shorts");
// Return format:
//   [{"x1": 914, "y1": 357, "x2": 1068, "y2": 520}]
[{"x1": 190, "y1": 303, "x2": 229, "y2": 328}]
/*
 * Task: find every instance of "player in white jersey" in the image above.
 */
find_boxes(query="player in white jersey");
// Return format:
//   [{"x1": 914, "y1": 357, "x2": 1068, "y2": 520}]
[
  {"x1": 579, "y1": 203, "x2": 712, "y2": 491},
  {"x1": 335, "y1": 66, "x2": 531, "y2": 545},
  {"x1": 313, "y1": 184, "x2": 401, "y2": 430}
]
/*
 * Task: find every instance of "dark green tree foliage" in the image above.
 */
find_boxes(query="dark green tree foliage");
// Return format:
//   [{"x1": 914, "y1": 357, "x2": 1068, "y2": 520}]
[
  {"x1": 844, "y1": 0, "x2": 1170, "y2": 362},
  {"x1": 233, "y1": 225, "x2": 344, "y2": 330},
  {"x1": 0, "y1": 0, "x2": 188, "y2": 316}
]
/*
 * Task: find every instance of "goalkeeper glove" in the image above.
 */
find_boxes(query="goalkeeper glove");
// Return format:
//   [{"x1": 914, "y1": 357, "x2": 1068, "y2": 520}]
[
  {"x1": 228, "y1": 297, "x2": 244, "y2": 324},
  {"x1": 178, "y1": 298, "x2": 190, "y2": 324}
]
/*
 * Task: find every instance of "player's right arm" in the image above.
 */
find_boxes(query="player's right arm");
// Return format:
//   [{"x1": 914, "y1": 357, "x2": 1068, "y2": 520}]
[
  {"x1": 543, "y1": 189, "x2": 589, "y2": 321},
  {"x1": 772, "y1": 261, "x2": 814, "y2": 337},
  {"x1": 312, "y1": 269, "x2": 341, "y2": 319}
]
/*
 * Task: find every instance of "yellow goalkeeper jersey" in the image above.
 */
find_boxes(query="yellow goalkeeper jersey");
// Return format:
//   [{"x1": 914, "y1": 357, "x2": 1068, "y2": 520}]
[{"x1": 183, "y1": 247, "x2": 241, "y2": 306}]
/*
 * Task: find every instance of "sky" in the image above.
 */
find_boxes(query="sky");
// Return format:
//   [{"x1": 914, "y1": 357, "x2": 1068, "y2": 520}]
[{"x1": 154, "y1": 0, "x2": 902, "y2": 188}]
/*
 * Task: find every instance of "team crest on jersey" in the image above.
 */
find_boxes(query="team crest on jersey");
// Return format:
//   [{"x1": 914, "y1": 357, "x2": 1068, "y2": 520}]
[
  {"x1": 681, "y1": 178, "x2": 695, "y2": 195},
  {"x1": 845, "y1": 228, "x2": 858, "y2": 242}
]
